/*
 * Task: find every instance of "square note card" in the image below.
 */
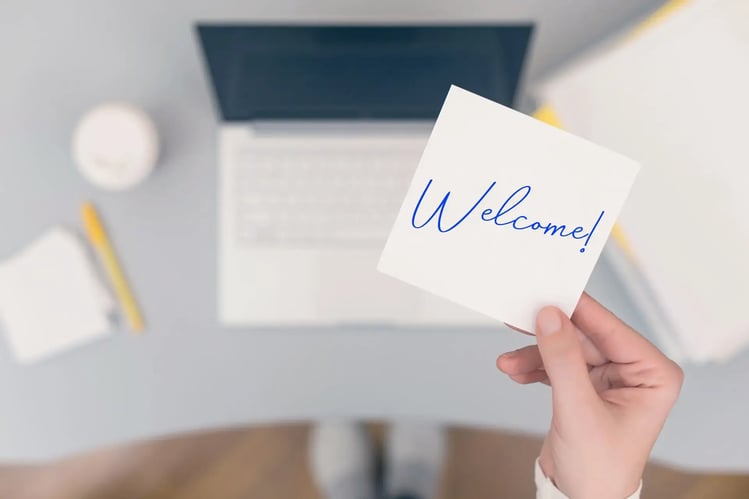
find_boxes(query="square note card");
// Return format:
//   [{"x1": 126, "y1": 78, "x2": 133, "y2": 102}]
[{"x1": 378, "y1": 86, "x2": 639, "y2": 332}]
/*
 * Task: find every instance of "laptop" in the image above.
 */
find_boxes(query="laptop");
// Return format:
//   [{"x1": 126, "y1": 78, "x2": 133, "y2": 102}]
[{"x1": 196, "y1": 25, "x2": 534, "y2": 326}]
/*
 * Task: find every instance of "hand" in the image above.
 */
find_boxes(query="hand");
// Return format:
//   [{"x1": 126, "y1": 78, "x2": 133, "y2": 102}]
[{"x1": 496, "y1": 293, "x2": 683, "y2": 499}]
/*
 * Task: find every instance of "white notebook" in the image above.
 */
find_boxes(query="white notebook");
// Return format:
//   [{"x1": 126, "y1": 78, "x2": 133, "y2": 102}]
[
  {"x1": 0, "y1": 228, "x2": 114, "y2": 364},
  {"x1": 538, "y1": 0, "x2": 749, "y2": 363}
]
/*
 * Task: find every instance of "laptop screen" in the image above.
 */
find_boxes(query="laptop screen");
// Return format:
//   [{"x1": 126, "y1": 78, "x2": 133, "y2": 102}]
[{"x1": 196, "y1": 25, "x2": 534, "y2": 121}]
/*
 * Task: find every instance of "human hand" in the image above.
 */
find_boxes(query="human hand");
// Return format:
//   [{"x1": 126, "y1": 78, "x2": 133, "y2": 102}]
[{"x1": 496, "y1": 293, "x2": 683, "y2": 499}]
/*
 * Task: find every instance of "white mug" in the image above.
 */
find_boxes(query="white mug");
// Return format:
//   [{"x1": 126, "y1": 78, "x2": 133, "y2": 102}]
[{"x1": 73, "y1": 103, "x2": 159, "y2": 190}]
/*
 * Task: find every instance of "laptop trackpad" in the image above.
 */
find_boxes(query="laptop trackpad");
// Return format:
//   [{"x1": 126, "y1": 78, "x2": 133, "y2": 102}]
[{"x1": 316, "y1": 250, "x2": 420, "y2": 323}]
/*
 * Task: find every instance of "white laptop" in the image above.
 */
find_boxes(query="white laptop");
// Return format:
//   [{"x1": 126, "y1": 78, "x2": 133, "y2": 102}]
[{"x1": 196, "y1": 25, "x2": 533, "y2": 326}]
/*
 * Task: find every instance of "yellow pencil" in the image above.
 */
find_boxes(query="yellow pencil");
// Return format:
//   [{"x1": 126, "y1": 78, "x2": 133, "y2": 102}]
[{"x1": 81, "y1": 202, "x2": 145, "y2": 333}]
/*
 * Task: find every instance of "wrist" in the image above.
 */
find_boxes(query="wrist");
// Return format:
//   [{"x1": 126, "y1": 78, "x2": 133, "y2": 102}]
[
  {"x1": 536, "y1": 457, "x2": 642, "y2": 499},
  {"x1": 535, "y1": 459, "x2": 642, "y2": 499}
]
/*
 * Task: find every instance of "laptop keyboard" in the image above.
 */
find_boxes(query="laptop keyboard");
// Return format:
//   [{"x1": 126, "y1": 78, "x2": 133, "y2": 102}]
[{"x1": 234, "y1": 146, "x2": 421, "y2": 246}]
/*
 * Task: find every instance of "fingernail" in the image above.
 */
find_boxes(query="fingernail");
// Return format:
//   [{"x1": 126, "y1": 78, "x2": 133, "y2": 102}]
[{"x1": 537, "y1": 308, "x2": 561, "y2": 337}]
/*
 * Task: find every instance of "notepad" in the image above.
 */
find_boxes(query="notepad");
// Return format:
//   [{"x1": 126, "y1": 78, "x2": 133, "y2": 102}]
[
  {"x1": 0, "y1": 228, "x2": 114, "y2": 364},
  {"x1": 537, "y1": 0, "x2": 749, "y2": 362},
  {"x1": 378, "y1": 86, "x2": 639, "y2": 332}
]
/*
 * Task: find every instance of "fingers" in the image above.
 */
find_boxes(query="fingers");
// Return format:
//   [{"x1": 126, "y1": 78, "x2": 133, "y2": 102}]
[
  {"x1": 497, "y1": 345, "x2": 543, "y2": 375},
  {"x1": 589, "y1": 360, "x2": 682, "y2": 394},
  {"x1": 572, "y1": 293, "x2": 662, "y2": 364},
  {"x1": 509, "y1": 370, "x2": 550, "y2": 385},
  {"x1": 535, "y1": 307, "x2": 599, "y2": 416},
  {"x1": 497, "y1": 348, "x2": 549, "y2": 386},
  {"x1": 575, "y1": 328, "x2": 608, "y2": 366},
  {"x1": 588, "y1": 362, "x2": 640, "y2": 392},
  {"x1": 498, "y1": 334, "x2": 606, "y2": 378}
]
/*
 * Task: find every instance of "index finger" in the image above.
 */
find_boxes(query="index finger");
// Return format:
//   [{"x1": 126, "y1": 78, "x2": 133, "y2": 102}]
[{"x1": 571, "y1": 292, "x2": 664, "y2": 363}]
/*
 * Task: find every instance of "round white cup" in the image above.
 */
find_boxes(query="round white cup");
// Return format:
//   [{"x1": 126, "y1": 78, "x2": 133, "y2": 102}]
[{"x1": 73, "y1": 103, "x2": 159, "y2": 190}]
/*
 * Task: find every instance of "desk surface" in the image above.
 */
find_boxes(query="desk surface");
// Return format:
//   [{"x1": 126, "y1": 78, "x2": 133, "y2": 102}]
[{"x1": 3, "y1": 0, "x2": 745, "y2": 471}]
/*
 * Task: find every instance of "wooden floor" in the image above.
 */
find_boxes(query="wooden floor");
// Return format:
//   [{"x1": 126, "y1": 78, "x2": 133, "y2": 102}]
[{"x1": 0, "y1": 424, "x2": 747, "y2": 499}]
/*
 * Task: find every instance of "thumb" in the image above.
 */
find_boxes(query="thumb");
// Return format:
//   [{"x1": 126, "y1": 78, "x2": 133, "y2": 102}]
[{"x1": 536, "y1": 306, "x2": 599, "y2": 418}]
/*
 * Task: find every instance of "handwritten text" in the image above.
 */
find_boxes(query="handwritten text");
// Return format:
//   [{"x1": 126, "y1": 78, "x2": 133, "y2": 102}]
[{"x1": 410, "y1": 179, "x2": 605, "y2": 253}]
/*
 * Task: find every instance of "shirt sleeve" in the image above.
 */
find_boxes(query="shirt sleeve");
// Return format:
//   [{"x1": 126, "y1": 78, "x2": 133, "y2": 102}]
[{"x1": 535, "y1": 459, "x2": 642, "y2": 499}]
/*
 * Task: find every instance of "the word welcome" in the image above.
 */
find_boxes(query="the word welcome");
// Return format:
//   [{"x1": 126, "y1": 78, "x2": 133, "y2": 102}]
[{"x1": 410, "y1": 179, "x2": 605, "y2": 254}]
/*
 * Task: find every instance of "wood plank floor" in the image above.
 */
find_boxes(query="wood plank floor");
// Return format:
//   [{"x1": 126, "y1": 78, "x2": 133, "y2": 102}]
[{"x1": 0, "y1": 424, "x2": 747, "y2": 499}]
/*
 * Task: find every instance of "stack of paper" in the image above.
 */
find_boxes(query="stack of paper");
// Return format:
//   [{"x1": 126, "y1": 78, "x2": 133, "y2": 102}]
[
  {"x1": 0, "y1": 228, "x2": 114, "y2": 364},
  {"x1": 537, "y1": 0, "x2": 749, "y2": 363}
]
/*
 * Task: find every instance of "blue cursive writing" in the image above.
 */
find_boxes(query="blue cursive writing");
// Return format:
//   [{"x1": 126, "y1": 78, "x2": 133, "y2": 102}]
[{"x1": 411, "y1": 179, "x2": 605, "y2": 254}]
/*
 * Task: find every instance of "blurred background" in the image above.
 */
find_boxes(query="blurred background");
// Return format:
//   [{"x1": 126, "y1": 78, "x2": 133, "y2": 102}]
[{"x1": 1, "y1": 0, "x2": 749, "y2": 497}]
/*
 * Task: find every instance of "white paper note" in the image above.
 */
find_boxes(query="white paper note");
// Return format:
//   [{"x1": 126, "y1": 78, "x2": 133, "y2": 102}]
[
  {"x1": 378, "y1": 86, "x2": 639, "y2": 332},
  {"x1": 0, "y1": 228, "x2": 114, "y2": 364}
]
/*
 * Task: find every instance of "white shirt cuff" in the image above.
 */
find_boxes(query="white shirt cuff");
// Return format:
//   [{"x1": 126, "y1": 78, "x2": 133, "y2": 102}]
[{"x1": 535, "y1": 458, "x2": 642, "y2": 499}]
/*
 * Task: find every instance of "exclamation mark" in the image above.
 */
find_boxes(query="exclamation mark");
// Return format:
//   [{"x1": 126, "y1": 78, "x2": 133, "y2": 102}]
[{"x1": 580, "y1": 211, "x2": 605, "y2": 253}]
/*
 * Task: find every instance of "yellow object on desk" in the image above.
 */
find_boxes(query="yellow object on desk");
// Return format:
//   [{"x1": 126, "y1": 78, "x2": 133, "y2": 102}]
[{"x1": 81, "y1": 202, "x2": 145, "y2": 333}]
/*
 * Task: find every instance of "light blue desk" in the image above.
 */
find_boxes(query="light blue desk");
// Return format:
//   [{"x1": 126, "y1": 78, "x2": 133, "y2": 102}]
[{"x1": 1, "y1": 0, "x2": 746, "y2": 471}]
